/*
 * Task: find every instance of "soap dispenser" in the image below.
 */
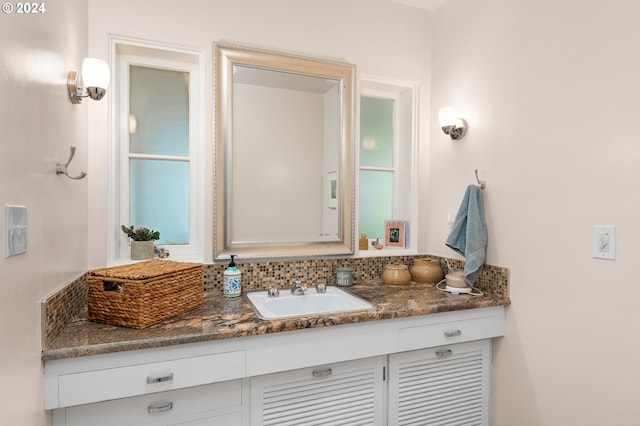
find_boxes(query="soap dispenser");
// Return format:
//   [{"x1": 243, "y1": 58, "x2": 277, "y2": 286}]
[{"x1": 223, "y1": 255, "x2": 241, "y2": 297}]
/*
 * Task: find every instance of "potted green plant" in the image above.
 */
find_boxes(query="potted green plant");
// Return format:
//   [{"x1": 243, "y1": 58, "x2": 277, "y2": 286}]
[{"x1": 121, "y1": 225, "x2": 160, "y2": 260}]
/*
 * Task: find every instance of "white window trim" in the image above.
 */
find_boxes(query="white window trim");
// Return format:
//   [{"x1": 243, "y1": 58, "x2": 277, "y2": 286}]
[
  {"x1": 357, "y1": 75, "x2": 419, "y2": 257},
  {"x1": 108, "y1": 36, "x2": 205, "y2": 265}
]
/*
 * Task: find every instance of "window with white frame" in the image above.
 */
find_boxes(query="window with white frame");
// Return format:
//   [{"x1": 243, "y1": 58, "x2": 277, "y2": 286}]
[
  {"x1": 113, "y1": 40, "x2": 203, "y2": 262},
  {"x1": 359, "y1": 77, "x2": 418, "y2": 254}
]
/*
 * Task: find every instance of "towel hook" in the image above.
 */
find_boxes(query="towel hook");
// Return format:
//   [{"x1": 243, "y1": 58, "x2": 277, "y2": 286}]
[
  {"x1": 56, "y1": 146, "x2": 87, "y2": 180},
  {"x1": 474, "y1": 169, "x2": 486, "y2": 190}
]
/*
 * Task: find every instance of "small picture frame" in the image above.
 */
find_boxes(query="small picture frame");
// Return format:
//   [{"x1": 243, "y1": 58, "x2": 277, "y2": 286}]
[
  {"x1": 384, "y1": 220, "x2": 405, "y2": 248},
  {"x1": 327, "y1": 171, "x2": 337, "y2": 209}
]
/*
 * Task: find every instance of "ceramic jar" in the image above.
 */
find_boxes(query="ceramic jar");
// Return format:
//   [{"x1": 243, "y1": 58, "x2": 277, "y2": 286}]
[
  {"x1": 410, "y1": 258, "x2": 444, "y2": 284},
  {"x1": 382, "y1": 263, "x2": 412, "y2": 285}
]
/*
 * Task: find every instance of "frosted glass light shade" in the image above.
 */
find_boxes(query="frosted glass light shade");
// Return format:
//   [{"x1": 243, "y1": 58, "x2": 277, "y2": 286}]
[
  {"x1": 67, "y1": 57, "x2": 110, "y2": 104},
  {"x1": 438, "y1": 106, "x2": 456, "y2": 127},
  {"x1": 82, "y1": 58, "x2": 110, "y2": 90},
  {"x1": 438, "y1": 106, "x2": 467, "y2": 140}
]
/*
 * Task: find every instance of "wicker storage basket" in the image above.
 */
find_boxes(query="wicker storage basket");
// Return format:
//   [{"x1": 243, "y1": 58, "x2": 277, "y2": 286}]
[{"x1": 88, "y1": 260, "x2": 203, "y2": 329}]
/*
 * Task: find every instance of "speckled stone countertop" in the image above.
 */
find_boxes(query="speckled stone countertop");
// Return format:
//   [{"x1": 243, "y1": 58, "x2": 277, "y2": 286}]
[{"x1": 42, "y1": 280, "x2": 510, "y2": 362}]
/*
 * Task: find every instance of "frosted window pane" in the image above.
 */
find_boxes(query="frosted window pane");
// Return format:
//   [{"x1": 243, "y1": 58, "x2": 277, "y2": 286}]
[
  {"x1": 359, "y1": 170, "x2": 393, "y2": 239},
  {"x1": 130, "y1": 159, "x2": 189, "y2": 245},
  {"x1": 360, "y1": 97, "x2": 393, "y2": 168},
  {"x1": 130, "y1": 66, "x2": 189, "y2": 156}
]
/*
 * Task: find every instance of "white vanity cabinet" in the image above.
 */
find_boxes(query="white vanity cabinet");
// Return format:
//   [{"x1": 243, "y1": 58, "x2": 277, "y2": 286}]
[
  {"x1": 250, "y1": 341, "x2": 492, "y2": 426},
  {"x1": 250, "y1": 356, "x2": 386, "y2": 426},
  {"x1": 388, "y1": 340, "x2": 492, "y2": 426},
  {"x1": 45, "y1": 306, "x2": 505, "y2": 426},
  {"x1": 57, "y1": 380, "x2": 245, "y2": 426}
]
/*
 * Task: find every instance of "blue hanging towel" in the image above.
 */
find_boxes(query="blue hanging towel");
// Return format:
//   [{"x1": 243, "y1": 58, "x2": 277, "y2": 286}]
[{"x1": 445, "y1": 184, "x2": 487, "y2": 287}]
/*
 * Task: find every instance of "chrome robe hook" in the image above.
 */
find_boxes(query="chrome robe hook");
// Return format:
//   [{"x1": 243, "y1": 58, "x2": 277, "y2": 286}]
[
  {"x1": 56, "y1": 146, "x2": 87, "y2": 180},
  {"x1": 474, "y1": 169, "x2": 486, "y2": 190}
]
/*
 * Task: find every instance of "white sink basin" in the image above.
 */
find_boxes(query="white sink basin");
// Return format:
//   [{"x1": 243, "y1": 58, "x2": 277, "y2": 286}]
[{"x1": 246, "y1": 286, "x2": 374, "y2": 320}]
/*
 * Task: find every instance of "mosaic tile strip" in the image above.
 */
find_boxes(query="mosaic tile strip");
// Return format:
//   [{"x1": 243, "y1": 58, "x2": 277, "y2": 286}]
[
  {"x1": 41, "y1": 273, "x2": 87, "y2": 348},
  {"x1": 204, "y1": 255, "x2": 509, "y2": 300}
]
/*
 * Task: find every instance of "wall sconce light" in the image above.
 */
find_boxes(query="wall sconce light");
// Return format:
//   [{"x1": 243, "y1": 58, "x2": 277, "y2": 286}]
[
  {"x1": 438, "y1": 106, "x2": 467, "y2": 140},
  {"x1": 67, "y1": 58, "x2": 110, "y2": 104}
]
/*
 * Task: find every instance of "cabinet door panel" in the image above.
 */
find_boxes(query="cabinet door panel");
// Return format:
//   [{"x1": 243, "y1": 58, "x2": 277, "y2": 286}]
[
  {"x1": 251, "y1": 356, "x2": 385, "y2": 426},
  {"x1": 388, "y1": 340, "x2": 491, "y2": 426}
]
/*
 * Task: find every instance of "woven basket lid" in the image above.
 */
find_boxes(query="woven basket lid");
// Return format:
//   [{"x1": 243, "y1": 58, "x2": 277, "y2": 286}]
[{"x1": 89, "y1": 260, "x2": 201, "y2": 280}]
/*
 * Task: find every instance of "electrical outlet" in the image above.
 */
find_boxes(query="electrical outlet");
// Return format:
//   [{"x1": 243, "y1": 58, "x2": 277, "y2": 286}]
[
  {"x1": 592, "y1": 225, "x2": 615, "y2": 260},
  {"x1": 5, "y1": 205, "x2": 27, "y2": 257}
]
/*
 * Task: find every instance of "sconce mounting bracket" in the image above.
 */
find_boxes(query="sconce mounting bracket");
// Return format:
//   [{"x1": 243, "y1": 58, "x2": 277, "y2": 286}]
[{"x1": 67, "y1": 71, "x2": 82, "y2": 104}]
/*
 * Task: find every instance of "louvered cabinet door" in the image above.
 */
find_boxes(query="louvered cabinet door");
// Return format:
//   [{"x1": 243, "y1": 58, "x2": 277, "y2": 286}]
[
  {"x1": 388, "y1": 339, "x2": 491, "y2": 426},
  {"x1": 250, "y1": 356, "x2": 385, "y2": 426}
]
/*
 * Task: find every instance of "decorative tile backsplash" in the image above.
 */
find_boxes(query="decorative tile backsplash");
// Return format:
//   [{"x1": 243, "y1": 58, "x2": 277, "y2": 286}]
[
  {"x1": 42, "y1": 255, "x2": 509, "y2": 347},
  {"x1": 41, "y1": 273, "x2": 87, "y2": 349},
  {"x1": 204, "y1": 255, "x2": 509, "y2": 296}
]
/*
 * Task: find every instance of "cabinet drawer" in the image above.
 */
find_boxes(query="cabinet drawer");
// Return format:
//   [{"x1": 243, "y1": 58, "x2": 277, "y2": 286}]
[
  {"x1": 58, "y1": 351, "x2": 245, "y2": 407},
  {"x1": 64, "y1": 380, "x2": 242, "y2": 426},
  {"x1": 396, "y1": 314, "x2": 503, "y2": 350}
]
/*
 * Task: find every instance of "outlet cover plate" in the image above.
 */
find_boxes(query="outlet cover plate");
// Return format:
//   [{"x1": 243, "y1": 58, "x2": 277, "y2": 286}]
[{"x1": 592, "y1": 225, "x2": 615, "y2": 260}]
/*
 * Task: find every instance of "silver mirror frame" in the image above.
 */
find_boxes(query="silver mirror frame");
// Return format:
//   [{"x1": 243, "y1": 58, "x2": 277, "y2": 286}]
[{"x1": 213, "y1": 43, "x2": 355, "y2": 261}]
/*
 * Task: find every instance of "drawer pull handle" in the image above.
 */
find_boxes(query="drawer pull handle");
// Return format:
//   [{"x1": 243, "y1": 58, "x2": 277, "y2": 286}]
[
  {"x1": 444, "y1": 329, "x2": 462, "y2": 338},
  {"x1": 148, "y1": 401, "x2": 173, "y2": 413},
  {"x1": 312, "y1": 367, "x2": 333, "y2": 377},
  {"x1": 146, "y1": 373, "x2": 173, "y2": 384},
  {"x1": 436, "y1": 349, "x2": 453, "y2": 357}
]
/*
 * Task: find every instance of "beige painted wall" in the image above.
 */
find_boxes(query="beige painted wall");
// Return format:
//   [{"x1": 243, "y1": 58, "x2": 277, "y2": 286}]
[
  {"x1": 86, "y1": 0, "x2": 433, "y2": 266},
  {"x1": 13, "y1": 0, "x2": 633, "y2": 424},
  {"x1": 0, "y1": 1, "x2": 88, "y2": 425},
  {"x1": 0, "y1": 2, "x2": 430, "y2": 423},
  {"x1": 430, "y1": 1, "x2": 640, "y2": 425}
]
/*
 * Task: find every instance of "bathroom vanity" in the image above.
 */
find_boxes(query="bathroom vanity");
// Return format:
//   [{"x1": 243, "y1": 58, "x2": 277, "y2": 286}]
[{"x1": 43, "y1": 281, "x2": 508, "y2": 426}]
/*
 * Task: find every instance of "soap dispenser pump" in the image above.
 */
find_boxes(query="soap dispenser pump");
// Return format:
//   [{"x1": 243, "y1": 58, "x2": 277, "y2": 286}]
[{"x1": 223, "y1": 254, "x2": 241, "y2": 297}]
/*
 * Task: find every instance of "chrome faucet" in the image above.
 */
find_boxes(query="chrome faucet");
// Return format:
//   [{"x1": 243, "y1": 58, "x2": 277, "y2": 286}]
[{"x1": 290, "y1": 280, "x2": 307, "y2": 295}]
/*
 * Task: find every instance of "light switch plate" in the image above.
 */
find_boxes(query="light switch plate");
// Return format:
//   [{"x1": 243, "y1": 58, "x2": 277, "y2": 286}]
[
  {"x1": 592, "y1": 225, "x2": 615, "y2": 260},
  {"x1": 5, "y1": 205, "x2": 27, "y2": 257}
]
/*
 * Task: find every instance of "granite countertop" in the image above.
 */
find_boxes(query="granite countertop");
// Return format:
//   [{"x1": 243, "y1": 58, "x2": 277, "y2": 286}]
[{"x1": 42, "y1": 280, "x2": 510, "y2": 362}]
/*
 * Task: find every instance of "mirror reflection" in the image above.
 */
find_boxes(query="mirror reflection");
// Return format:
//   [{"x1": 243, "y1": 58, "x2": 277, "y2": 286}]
[
  {"x1": 233, "y1": 66, "x2": 340, "y2": 243},
  {"x1": 214, "y1": 43, "x2": 355, "y2": 260}
]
